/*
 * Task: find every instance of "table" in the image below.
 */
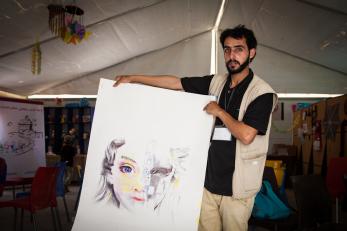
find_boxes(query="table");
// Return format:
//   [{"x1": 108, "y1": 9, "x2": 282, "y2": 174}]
[{"x1": 4, "y1": 176, "x2": 33, "y2": 199}]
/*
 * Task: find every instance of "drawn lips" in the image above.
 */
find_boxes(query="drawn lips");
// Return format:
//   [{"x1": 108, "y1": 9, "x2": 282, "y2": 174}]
[{"x1": 132, "y1": 196, "x2": 145, "y2": 202}]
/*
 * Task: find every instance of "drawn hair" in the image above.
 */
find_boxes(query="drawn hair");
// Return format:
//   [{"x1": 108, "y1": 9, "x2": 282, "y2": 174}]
[{"x1": 96, "y1": 139, "x2": 125, "y2": 206}]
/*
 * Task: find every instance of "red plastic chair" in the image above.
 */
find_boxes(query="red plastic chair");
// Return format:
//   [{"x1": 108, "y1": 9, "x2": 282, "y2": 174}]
[
  {"x1": 15, "y1": 162, "x2": 71, "y2": 227},
  {"x1": 0, "y1": 167, "x2": 60, "y2": 231},
  {"x1": 326, "y1": 157, "x2": 347, "y2": 223}
]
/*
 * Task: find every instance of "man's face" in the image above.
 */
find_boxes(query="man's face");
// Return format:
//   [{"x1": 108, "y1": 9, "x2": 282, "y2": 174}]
[{"x1": 223, "y1": 37, "x2": 255, "y2": 74}]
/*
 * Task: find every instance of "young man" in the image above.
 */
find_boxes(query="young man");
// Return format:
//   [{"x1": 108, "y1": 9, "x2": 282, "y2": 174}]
[
  {"x1": 114, "y1": 25, "x2": 277, "y2": 231},
  {"x1": 61, "y1": 128, "x2": 77, "y2": 191}
]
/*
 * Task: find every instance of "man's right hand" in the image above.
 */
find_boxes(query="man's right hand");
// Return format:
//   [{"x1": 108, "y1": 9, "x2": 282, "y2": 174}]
[
  {"x1": 113, "y1": 74, "x2": 183, "y2": 90},
  {"x1": 113, "y1": 75, "x2": 132, "y2": 87}
]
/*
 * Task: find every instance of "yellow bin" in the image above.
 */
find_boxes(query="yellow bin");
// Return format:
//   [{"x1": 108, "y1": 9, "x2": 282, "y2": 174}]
[{"x1": 265, "y1": 160, "x2": 285, "y2": 187}]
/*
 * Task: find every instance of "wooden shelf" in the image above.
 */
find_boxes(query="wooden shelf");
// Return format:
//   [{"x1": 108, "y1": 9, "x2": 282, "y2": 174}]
[{"x1": 44, "y1": 106, "x2": 94, "y2": 155}]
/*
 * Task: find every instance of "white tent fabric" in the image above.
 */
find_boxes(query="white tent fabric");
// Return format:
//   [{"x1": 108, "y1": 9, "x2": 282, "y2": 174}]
[
  {"x1": 41, "y1": 31, "x2": 212, "y2": 94},
  {"x1": 218, "y1": 0, "x2": 347, "y2": 94},
  {"x1": 0, "y1": 0, "x2": 346, "y2": 97}
]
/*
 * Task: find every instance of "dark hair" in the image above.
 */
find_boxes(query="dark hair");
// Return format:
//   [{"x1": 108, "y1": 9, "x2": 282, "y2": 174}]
[
  {"x1": 220, "y1": 25, "x2": 257, "y2": 50},
  {"x1": 96, "y1": 139, "x2": 125, "y2": 207}
]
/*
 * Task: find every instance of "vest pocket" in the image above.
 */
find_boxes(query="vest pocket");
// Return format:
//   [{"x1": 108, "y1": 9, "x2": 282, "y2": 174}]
[
  {"x1": 242, "y1": 156, "x2": 265, "y2": 191},
  {"x1": 239, "y1": 136, "x2": 268, "y2": 160}
]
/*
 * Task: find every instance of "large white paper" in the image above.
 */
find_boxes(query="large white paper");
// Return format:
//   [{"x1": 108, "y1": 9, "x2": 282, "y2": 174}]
[
  {"x1": 0, "y1": 99, "x2": 46, "y2": 177},
  {"x1": 72, "y1": 79, "x2": 215, "y2": 231}
]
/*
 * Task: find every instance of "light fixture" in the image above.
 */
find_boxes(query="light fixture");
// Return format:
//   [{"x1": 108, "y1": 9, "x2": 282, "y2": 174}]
[
  {"x1": 277, "y1": 93, "x2": 343, "y2": 99},
  {"x1": 27, "y1": 93, "x2": 343, "y2": 100},
  {"x1": 28, "y1": 94, "x2": 97, "y2": 99}
]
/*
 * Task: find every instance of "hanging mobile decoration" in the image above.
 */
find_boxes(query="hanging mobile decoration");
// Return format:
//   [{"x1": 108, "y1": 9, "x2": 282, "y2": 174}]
[
  {"x1": 47, "y1": 3, "x2": 91, "y2": 45},
  {"x1": 47, "y1": 4, "x2": 65, "y2": 38},
  {"x1": 62, "y1": 4, "x2": 91, "y2": 45},
  {"x1": 31, "y1": 39, "x2": 41, "y2": 75}
]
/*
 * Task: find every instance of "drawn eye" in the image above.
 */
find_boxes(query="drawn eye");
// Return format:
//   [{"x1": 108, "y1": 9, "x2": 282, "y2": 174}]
[
  {"x1": 150, "y1": 169, "x2": 159, "y2": 174},
  {"x1": 119, "y1": 165, "x2": 133, "y2": 173},
  {"x1": 150, "y1": 167, "x2": 173, "y2": 176}
]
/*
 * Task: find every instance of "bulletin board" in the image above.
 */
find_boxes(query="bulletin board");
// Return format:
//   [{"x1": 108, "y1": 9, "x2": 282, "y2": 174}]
[{"x1": 0, "y1": 97, "x2": 46, "y2": 177}]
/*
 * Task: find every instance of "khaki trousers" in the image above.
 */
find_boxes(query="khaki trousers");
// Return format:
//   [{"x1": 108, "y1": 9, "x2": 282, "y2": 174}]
[{"x1": 198, "y1": 188, "x2": 255, "y2": 231}]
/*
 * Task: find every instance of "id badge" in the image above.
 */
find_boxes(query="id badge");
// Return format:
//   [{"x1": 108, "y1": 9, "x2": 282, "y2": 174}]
[{"x1": 212, "y1": 126, "x2": 232, "y2": 141}]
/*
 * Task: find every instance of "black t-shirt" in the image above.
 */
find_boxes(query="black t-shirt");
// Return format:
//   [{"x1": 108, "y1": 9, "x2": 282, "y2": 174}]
[{"x1": 181, "y1": 70, "x2": 273, "y2": 196}]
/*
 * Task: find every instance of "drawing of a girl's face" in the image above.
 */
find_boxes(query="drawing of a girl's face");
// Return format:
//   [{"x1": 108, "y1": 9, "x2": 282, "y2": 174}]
[{"x1": 110, "y1": 143, "x2": 175, "y2": 212}]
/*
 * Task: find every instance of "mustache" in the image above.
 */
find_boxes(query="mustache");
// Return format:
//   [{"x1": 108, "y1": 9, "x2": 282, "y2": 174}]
[{"x1": 227, "y1": 60, "x2": 240, "y2": 66}]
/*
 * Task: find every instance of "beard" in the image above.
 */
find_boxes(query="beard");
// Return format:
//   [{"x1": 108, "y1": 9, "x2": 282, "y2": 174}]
[{"x1": 226, "y1": 54, "x2": 250, "y2": 75}]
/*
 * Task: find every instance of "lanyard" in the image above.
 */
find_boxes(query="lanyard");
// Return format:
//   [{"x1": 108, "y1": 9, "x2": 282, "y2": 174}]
[
  {"x1": 224, "y1": 86, "x2": 235, "y2": 110},
  {"x1": 223, "y1": 76, "x2": 249, "y2": 110}
]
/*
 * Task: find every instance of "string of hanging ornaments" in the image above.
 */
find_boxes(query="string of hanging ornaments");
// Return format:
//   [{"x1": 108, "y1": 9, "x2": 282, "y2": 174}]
[
  {"x1": 47, "y1": 2, "x2": 91, "y2": 45},
  {"x1": 31, "y1": 39, "x2": 41, "y2": 75}
]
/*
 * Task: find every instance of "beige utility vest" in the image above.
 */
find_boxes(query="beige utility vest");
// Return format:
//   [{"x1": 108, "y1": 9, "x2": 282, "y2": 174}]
[{"x1": 209, "y1": 73, "x2": 278, "y2": 198}]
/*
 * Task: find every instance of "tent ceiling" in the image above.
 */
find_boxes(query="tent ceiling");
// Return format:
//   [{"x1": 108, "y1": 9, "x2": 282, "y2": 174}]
[
  {"x1": 0, "y1": 0, "x2": 346, "y2": 96},
  {"x1": 219, "y1": 0, "x2": 347, "y2": 94}
]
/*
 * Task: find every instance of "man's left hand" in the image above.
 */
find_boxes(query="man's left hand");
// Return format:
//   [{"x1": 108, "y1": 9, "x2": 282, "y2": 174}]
[{"x1": 203, "y1": 101, "x2": 223, "y2": 117}]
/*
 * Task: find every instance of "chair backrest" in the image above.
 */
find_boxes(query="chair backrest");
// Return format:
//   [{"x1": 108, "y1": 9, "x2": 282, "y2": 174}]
[
  {"x1": 326, "y1": 157, "x2": 347, "y2": 198},
  {"x1": 291, "y1": 175, "x2": 332, "y2": 229},
  {"x1": 55, "y1": 161, "x2": 66, "y2": 197},
  {"x1": 30, "y1": 167, "x2": 59, "y2": 210},
  {"x1": 0, "y1": 157, "x2": 7, "y2": 196}
]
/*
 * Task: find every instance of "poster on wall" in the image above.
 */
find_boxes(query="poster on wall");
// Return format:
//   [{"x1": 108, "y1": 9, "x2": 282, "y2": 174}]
[
  {"x1": 72, "y1": 79, "x2": 215, "y2": 231},
  {"x1": 0, "y1": 98, "x2": 46, "y2": 177}
]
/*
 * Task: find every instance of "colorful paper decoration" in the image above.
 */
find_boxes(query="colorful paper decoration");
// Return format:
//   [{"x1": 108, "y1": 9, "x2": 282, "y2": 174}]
[
  {"x1": 79, "y1": 98, "x2": 89, "y2": 107},
  {"x1": 55, "y1": 97, "x2": 63, "y2": 105},
  {"x1": 31, "y1": 40, "x2": 41, "y2": 75},
  {"x1": 63, "y1": 11, "x2": 92, "y2": 45},
  {"x1": 47, "y1": 4, "x2": 91, "y2": 45}
]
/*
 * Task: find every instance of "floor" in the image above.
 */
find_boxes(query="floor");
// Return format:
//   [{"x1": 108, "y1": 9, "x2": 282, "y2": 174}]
[
  {"x1": 0, "y1": 185, "x2": 78, "y2": 231},
  {"x1": 0, "y1": 186, "x2": 346, "y2": 231}
]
